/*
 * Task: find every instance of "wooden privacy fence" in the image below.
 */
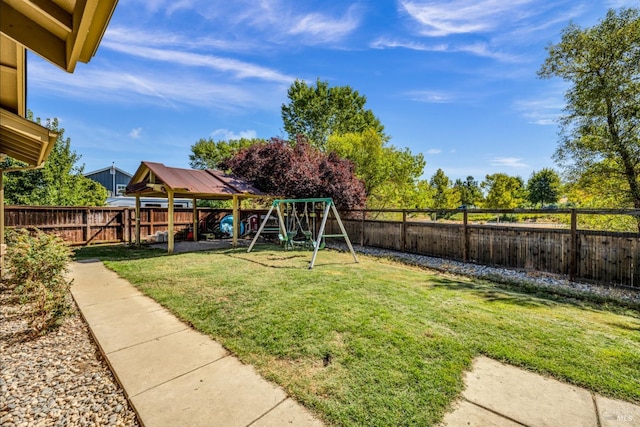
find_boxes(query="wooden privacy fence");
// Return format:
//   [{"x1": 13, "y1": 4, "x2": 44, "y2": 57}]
[
  {"x1": 3, "y1": 206, "x2": 272, "y2": 245},
  {"x1": 5, "y1": 205, "x2": 640, "y2": 289},
  {"x1": 324, "y1": 208, "x2": 640, "y2": 290},
  {"x1": 4, "y1": 206, "x2": 226, "y2": 245}
]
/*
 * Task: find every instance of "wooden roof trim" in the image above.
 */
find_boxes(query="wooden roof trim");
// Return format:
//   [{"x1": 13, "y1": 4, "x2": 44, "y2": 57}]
[
  {"x1": 0, "y1": 0, "x2": 119, "y2": 72},
  {"x1": 0, "y1": 108, "x2": 58, "y2": 166}
]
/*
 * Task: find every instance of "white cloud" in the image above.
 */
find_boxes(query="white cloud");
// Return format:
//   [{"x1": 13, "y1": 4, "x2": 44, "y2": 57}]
[
  {"x1": 104, "y1": 27, "x2": 256, "y2": 53},
  {"x1": 407, "y1": 90, "x2": 455, "y2": 103},
  {"x1": 400, "y1": 0, "x2": 535, "y2": 37},
  {"x1": 371, "y1": 37, "x2": 522, "y2": 62},
  {"x1": 129, "y1": 128, "x2": 143, "y2": 139},
  {"x1": 288, "y1": 6, "x2": 361, "y2": 43},
  {"x1": 371, "y1": 37, "x2": 448, "y2": 52},
  {"x1": 211, "y1": 129, "x2": 258, "y2": 141},
  {"x1": 427, "y1": 149, "x2": 442, "y2": 154},
  {"x1": 28, "y1": 61, "x2": 279, "y2": 111},
  {"x1": 514, "y1": 97, "x2": 564, "y2": 126},
  {"x1": 491, "y1": 157, "x2": 529, "y2": 168},
  {"x1": 101, "y1": 41, "x2": 293, "y2": 83}
]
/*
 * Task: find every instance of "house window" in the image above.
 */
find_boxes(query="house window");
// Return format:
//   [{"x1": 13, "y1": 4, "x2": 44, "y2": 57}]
[{"x1": 116, "y1": 184, "x2": 127, "y2": 195}]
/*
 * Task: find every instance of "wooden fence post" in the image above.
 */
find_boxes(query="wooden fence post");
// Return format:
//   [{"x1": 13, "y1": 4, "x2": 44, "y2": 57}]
[
  {"x1": 570, "y1": 209, "x2": 577, "y2": 281},
  {"x1": 401, "y1": 210, "x2": 407, "y2": 252},
  {"x1": 463, "y1": 210, "x2": 469, "y2": 263},
  {"x1": 83, "y1": 208, "x2": 90, "y2": 245},
  {"x1": 360, "y1": 210, "x2": 365, "y2": 247},
  {"x1": 123, "y1": 208, "x2": 130, "y2": 243}
]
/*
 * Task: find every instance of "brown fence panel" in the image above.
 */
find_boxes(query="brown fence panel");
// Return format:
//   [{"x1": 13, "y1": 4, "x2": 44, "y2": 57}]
[
  {"x1": 5, "y1": 206, "x2": 126, "y2": 245},
  {"x1": 334, "y1": 212, "x2": 639, "y2": 289},
  {"x1": 405, "y1": 221, "x2": 463, "y2": 259},
  {"x1": 577, "y1": 231, "x2": 640, "y2": 288},
  {"x1": 467, "y1": 226, "x2": 571, "y2": 275}
]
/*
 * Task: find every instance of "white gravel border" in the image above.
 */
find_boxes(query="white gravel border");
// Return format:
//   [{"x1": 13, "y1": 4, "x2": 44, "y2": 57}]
[{"x1": 328, "y1": 243, "x2": 640, "y2": 307}]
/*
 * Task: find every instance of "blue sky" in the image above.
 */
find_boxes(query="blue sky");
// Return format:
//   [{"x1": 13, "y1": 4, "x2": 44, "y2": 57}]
[{"x1": 26, "y1": 0, "x2": 636, "y2": 182}]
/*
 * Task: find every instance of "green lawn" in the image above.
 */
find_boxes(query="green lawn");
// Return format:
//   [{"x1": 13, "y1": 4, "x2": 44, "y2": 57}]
[{"x1": 75, "y1": 245, "x2": 640, "y2": 426}]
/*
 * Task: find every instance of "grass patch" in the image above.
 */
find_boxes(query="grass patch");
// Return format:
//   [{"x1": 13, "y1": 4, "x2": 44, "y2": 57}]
[
  {"x1": 73, "y1": 244, "x2": 165, "y2": 261},
  {"x1": 85, "y1": 245, "x2": 640, "y2": 426}
]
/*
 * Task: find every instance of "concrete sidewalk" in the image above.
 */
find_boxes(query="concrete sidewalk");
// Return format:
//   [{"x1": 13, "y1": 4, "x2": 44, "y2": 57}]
[
  {"x1": 442, "y1": 356, "x2": 640, "y2": 427},
  {"x1": 69, "y1": 260, "x2": 640, "y2": 427},
  {"x1": 69, "y1": 260, "x2": 323, "y2": 427}
]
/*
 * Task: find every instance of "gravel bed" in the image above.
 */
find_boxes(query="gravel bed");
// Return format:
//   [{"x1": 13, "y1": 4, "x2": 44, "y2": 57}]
[
  {"x1": 329, "y1": 243, "x2": 640, "y2": 306},
  {"x1": 0, "y1": 287, "x2": 139, "y2": 427}
]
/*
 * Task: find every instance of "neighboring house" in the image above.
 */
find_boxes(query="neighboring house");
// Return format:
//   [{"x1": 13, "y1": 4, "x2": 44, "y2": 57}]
[{"x1": 84, "y1": 164, "x2": 132, "y2": 197}]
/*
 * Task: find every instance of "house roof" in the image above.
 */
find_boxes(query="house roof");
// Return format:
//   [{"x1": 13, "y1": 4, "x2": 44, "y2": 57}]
[
  {"x1": 126, "y1": 161, "x2": 265, "y2": 200},
  {"x1": 84, "y1": 165, "x2": 133, "y2": 177}
]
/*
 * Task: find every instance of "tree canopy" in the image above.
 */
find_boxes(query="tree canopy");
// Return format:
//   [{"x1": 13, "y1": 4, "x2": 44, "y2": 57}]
[
  {"x1": 221, "y1": 137, "x2": 366, "y2": 209},
  {"x1": 481, "y1": 174, "x2": 525, "y2": 209},
  {"x1": 453, "y1": 176, "x2": 482, "y2": 207},
  {"x1": 189, "y1": 137, "x2": 264, "y2": 170},
  {"x1": 1, "y1": 117, "x2": 107, "y2": 206},
  {"x1": 539, "y1": 8, "x2": 640, "y2": 210},
  {"x1": 526, "y1": 168, "x2": 562, "y2": 207},
  {"x1": 327, "y1": 129, "x2": 425, "y2": 208},
  {"x1": 429, "y1": 168, "x2": 455, "y2": 209},
  {"x1": 282, "y1": 78, "x2": 386, "y2": 151}
]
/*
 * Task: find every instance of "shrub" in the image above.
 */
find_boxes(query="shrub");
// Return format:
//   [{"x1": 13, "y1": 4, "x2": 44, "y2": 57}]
[{"x1": 5, "y1": 228, "x2": 73, "y2": 335}]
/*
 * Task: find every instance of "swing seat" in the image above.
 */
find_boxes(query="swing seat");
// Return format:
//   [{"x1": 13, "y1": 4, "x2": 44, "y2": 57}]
[{"x1": 279, "y1": 231, "x2": 296, "y2": 250}]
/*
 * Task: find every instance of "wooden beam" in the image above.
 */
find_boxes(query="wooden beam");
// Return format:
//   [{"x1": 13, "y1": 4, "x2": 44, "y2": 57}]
[
  {"x1": 192, "y1": 198, "x2": 198, "y2": 241},
  {"x1": 232, "y1": 195, "x2": 239, "y2": 247},
  {"x1": 26, "y1": 0, "x2": 73, "y2": 32},
  {"x1": 168, "y1": 190, "x2": 174, "y2": 254},
  {"x1": 135, "y1": 195, "x2": 140, "y2": 246},
  {"x1": 66, "y1": 0, "x2": 98, "y2": 73},
  {"x1": 1, "y1": 1, "x2": 67, "y2": 70}
]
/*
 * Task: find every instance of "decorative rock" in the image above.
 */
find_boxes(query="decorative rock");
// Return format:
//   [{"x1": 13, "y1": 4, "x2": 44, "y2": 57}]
[
  {"x1": 329, "y1": 243, "x2": 640, "y2": 305},
  {"x1": 0, "y1": 285, "x2": 140, "y2": 426}
]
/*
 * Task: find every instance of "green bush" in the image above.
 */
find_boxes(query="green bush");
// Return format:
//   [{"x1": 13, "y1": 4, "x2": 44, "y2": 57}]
[{"x1": 5, "y1": 228, "x2": 73, "y2": 335}]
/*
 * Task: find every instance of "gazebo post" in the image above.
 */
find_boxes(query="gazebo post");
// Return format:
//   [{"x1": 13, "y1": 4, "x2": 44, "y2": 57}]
[
  {"x1": 232, "y1": 195, "x2": 239, "y2": 247},
  {"x1": 192, "y1": 197, "x2": 198, "y2": 241},
  {"x1": 135, "y1": 195, "x2": 141, "y2": 246},
  {"x1": 168, "y1": 190, "x2": 174, "y2": 254}
]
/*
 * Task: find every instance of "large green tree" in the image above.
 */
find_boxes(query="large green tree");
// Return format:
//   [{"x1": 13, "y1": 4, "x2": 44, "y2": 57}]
[
  {"x1": 482, "y1": 174, "x2": 526, "y2": 209},
  {"x1": 539, "y1": 8, "x2": 640, "y2": 212},
  {"x1": 327, "y1": 129, "x2": 425, "y2": 208},
  {"x1": 282, "y1": 78, "x2": 386, "y2": 150},
  {"x1": 2, "y1": 117, "x2": 107, "y2": 206},
  {"x1": 526, "y1": 168, "x2": 562, "y2": 207},
  {"x1": 429, "y1": 168, "x2": 454, "y2": 209},
  {"x1": 189, "y1": 137, "x2": 264, "y2": 170},
  {"x1": 453, "y1": 176, "x2": 482, "y2": 207}
]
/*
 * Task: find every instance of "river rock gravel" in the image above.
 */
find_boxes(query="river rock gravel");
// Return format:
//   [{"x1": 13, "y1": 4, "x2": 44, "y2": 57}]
[
  {"x1": 0, "y1": 285, "x2": 139, "y2": 427},
  {"x1": 329, "y1": 243, "x2": 640, "y2": 306}
]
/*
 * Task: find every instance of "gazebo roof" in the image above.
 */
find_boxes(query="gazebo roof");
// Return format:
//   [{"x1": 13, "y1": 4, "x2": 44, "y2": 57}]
[{"x1": 125, "y1": 161, "x2": 264, "y2": 199}]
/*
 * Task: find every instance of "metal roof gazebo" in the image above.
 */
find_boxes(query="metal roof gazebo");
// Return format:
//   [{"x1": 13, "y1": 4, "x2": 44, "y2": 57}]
[{"x1": 125, "y1": 161, "x2": 264, "y2": 253}]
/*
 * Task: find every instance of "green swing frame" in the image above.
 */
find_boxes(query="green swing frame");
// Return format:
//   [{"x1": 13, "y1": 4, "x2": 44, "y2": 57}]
[{"x1": 247, "y1": 198, "x2": 359, "y2": 269}]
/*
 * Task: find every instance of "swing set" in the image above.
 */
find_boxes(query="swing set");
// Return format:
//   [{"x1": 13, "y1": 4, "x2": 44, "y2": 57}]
[{"x1": 247, "y1": 198, "x2": 358, "y2": 269}]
